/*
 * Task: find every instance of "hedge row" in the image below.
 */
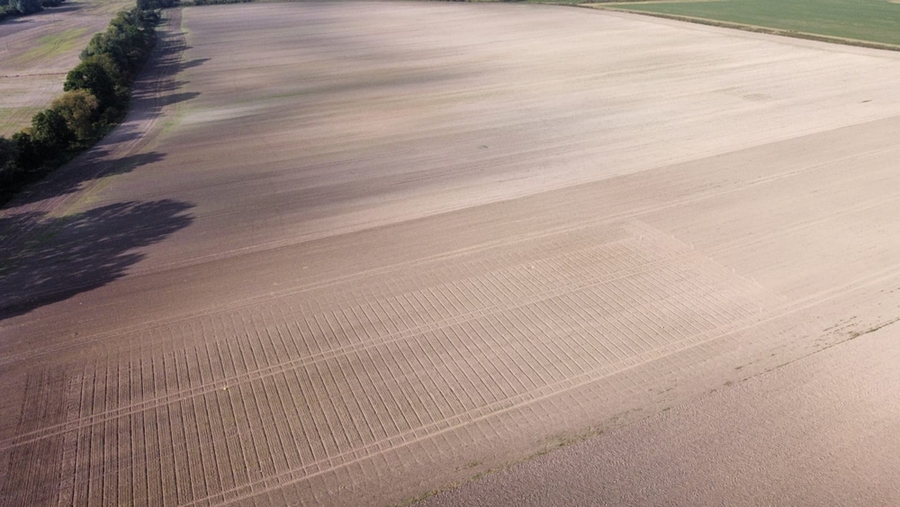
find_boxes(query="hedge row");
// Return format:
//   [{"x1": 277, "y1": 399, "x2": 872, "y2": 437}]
[
  {"x1": 0, "y1": 3, "x2": 163, "y2": 205},
  {"x1": 1, "y1": 0, "x2": 66, "y2": 23}
]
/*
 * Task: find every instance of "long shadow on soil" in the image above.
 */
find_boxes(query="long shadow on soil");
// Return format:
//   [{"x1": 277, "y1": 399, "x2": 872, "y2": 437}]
[
  {"x1": 180, "y1": 57, "x2": 210, "y2": 70},
  {"x1": 6, "y1": 150, "x2": 167, "y2": 208},
  {"x1": 0, "y1": 199, "x2": 194, "y2": 320}
]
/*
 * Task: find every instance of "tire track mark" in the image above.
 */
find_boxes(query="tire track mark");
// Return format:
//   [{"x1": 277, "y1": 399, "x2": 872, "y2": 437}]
[
  {"x1": 6, "y1": 225, "x2": 776, "y2": 506},
  {"x1": 8, "y1": 136, "x2": 896, "y2": 365},
  {"x1": 51, "y1": 258, "x2": 900, "y2": 506},
  {"x1": 0, "y1": 223, "x2": 756, "y2": 447}
]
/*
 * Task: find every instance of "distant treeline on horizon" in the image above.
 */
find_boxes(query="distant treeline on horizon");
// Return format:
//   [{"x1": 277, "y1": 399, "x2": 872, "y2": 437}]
[{"x1": 2, "y1": 0, "x2": 67, "y2": 23}]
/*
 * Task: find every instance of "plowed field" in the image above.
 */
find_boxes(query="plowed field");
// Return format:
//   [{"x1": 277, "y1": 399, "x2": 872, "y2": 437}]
[{"x1": 3, "y1": 3, "x2": 900, "y2": 506}]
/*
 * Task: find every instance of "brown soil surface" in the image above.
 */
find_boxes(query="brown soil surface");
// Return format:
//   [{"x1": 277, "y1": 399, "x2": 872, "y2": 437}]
[
  {"x1": 421, "y1": 321, "x2": 900, "y2": 506},
  {"x1": 0, "y1": 0, "x2": 133, "y2": 136},
  {"x1": 3, "y1": 3, "x2": 900, "y2": 506}
]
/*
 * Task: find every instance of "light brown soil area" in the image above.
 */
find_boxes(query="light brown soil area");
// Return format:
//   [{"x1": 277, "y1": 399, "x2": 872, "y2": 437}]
[
  {"x1": 0, "y1": 0, "x2": 133, "y2": 136},
  {"x1": 2, "y1": 2, "x2": 900, "y2": 506},
  {"x1": 422, "y1": 320, "x2": 900, "y2": 506}
]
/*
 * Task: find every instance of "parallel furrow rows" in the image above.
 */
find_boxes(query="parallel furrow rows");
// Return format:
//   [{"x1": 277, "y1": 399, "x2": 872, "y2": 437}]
[{"x1": 35, "y1": 228, "x2": 768, "y2": 506}]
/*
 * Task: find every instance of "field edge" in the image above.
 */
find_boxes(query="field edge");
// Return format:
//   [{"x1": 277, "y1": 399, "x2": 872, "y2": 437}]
[{"x1": 577, "y1": 3, "x2": 900, "y2": 52}]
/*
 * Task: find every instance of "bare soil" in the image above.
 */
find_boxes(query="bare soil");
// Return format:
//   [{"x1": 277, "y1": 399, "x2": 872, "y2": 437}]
[
  {"x1": 3, "y1": 2, "x2": 900, "y2": 506},
  {"x1": 422, "y1": 320, "x2": 900, "y2": 506}
]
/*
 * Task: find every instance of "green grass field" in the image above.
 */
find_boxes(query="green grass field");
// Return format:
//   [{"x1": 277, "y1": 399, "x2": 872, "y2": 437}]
[{"x1": 588, "y1": 0, "x2": 900, "y2": 47}]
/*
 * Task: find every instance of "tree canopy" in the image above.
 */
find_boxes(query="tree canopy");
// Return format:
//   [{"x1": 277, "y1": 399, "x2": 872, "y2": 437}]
[
  {"x1": 64, "y1": 60, "x2": 118, "y2": 109},
  {"x1": 9, "y1": 0, "x2": 42, "y2": 15},
  {"x1": 52, "y1": 90, "x2": 101, "y2": 141}
]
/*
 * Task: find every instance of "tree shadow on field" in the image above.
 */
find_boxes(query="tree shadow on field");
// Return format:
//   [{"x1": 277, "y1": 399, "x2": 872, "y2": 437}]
[
  {"x1": 0, "y1": 16, "x2": 31, "y2": 27},
  {"x1": 157, "y1": 79, "x2": 190, "y2": 94},
  {"x1": 180, "y1": 58, "x2": 210, "y2": 70},
  {"x1": 8, "y1": 151, "x2": 167, "y2": 207},
  {"x1": 41, "y1": 3, "x2": 83, "y2": 14},
  {"x1": 128, "y1": 27, "x2": 204, "y2": 120},
  {"x1": 159, "y1": 91, "x2": 201, "y2": 107},
  {"x1": 0, "y1": 199, "x2": 194, "y2": 320}
]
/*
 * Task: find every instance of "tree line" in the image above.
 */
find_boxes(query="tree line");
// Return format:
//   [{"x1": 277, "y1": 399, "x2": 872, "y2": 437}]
[
  {"x1": 1, "y1": 2, "x2": 168, "y2": 204},
  {"x1": 2, "y1": 0, "x2": 66, "y2": 22}
]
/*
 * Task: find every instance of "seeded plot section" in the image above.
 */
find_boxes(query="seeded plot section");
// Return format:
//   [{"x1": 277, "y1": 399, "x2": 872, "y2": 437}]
[{"x1": 0, "y1": 221, "x2": 770, "y2": 506}]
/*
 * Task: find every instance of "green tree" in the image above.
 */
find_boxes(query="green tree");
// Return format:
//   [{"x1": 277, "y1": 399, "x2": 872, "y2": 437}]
[
  {"x1": 0, "y1": 136, "x2": 19, "y2": 176},
  {"x1": 9, "y1": 0, "x2": 42, "y2": 14},
  {"x1": 64, "y1": 59, "x2": 118, "y2": 110},
  {"x1": 137, "y1": 0, "x2": 175, "y2": 10},
  {"x1": 51, "y1": 90, "x2": 100, "y2": 142},
  {"x1": 81, "y1": 9, "x2": 157, "y2": 78},
  {"x1": 30, "y1": 108, "x2": 75, "y2": 155},
  {"x1": 11, "y1": 131, "x2": 41, "y2": 171},
  {"x1": 83, "y1": 53, "x2": 125, "y2": 89},
  {"x1": 81, "y1": 33, "x2": 125, "y2": 75}
]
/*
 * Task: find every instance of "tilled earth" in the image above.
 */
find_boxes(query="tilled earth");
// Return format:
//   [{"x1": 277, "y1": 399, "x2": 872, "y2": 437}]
[{"x1": 3, "y1": 3, "x2": 900, "y2": 506}]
